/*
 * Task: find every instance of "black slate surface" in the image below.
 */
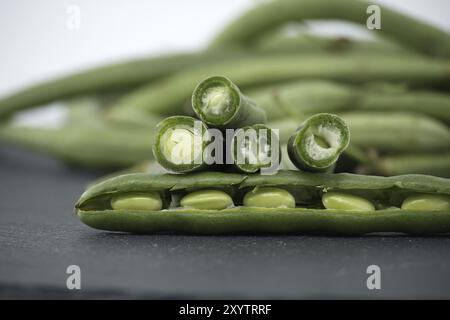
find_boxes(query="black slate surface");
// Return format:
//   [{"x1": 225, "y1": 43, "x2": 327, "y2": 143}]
[{"x1": 1, "y1": 145, "x2": 450, "y2": 299}]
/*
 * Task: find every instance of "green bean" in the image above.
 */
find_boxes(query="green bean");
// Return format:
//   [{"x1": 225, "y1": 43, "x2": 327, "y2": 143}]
[
  {"x1": 0, "y1": 124, "x2": 156, "y2": 169},
  {"x1": 191, "y1": 76, "x2": 266, "y2": 128},
  {"x1": 0, "y1": 49, "x2": 280, "y2": 120},
  {"x1": 3, "y1": 35, "x2": 407, "y2": 121},
  {"x1": 340, "y1": 112, "x2": 450, "y2": 153},
  {"x1": 402, "y1": 194, "x2": 450, "y2": 211},
  {"x1": 268, "y1": 112, "x2": 450, "y2": 154},
  {"x1": 231, "y1": 124, "x2": 280, "y2": 174},
  {"x1": 152, "y1": 116, "x2": 211, "y2": 173},
  {"x1": 322, "y1": 192, "x2": 375, "y2": 211},
  {"x1": 243, "y1": 187, "x2": 295, "y2": 208},
  {"x1": 65, "y1": 96, "x2": 111, "y2": 126},
  {"x1": 210, "y1": 0, "x2": 450, "y2": 57},
  {"x1": 75, "y1": 171, "x2": 450, "y2": 234},
  {"x1": 0, "y1": 53, "x2": 194, "y2": 119},
  {"x1": 371, "y1": 153, "x2": 450, "y2": 178},
  {"x1": 255, "y1": 33, "x2": 416, "y2": 56},
  {"x1": 248, "y1": 81, "x2": 450, "y2": 123},
  {"x1": 108, "y1": 54, "x2": 449, "y2": 122},
  {"x1": 287, "y1": 113, "x2": 350, "y2": 172},
  {"x1": 180, "y1": 190, "x2": 233, "y2": 210}
]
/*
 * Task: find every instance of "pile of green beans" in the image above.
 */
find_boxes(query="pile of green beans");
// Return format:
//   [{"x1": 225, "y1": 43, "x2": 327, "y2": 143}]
[
  {"x1": 75, "y1": 171, "x2": 450, "y2": 235},
  {"x1": 0, "y1": 49, "x2": 284, "y2": 119},
  {"x1": 65, "y1": 0, "x2": 450, "y2": 235},
  {"x1": 0, "y1": 0, "x2": 449, "y2": 182},
  {"x1": 0, "y1": 34, "x2": 415, "y2": 120},
  {"x1": 268, "y1": 112, "x2": 450, "y2": 177}
]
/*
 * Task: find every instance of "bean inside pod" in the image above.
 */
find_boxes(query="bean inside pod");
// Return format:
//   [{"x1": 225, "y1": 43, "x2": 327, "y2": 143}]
[{"x1": 76, "y1": 172, "x2": 450, "y2": 234}]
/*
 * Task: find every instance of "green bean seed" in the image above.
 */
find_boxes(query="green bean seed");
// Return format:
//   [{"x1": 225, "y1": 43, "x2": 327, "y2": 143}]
[
  {"x1": 180, "y1": 190, "x2": 233, "y2": 210},
  {"x1": 244, "y1": 187, "x2": 295, "y2": 208},
  {"x1": 322, "y1": 191, "x2": 375, "y2": 211},
  {"x1": 401, "y1": 194, "x2": 450, "y2": 211},
  {"x1": 111, "y1": 192, "x2": 162, "y2": 211}
]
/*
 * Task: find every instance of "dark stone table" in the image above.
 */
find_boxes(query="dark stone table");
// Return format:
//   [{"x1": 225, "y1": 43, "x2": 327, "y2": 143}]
[{"x1": 1, "y1": 145, "x2": 449, "y2": 299}]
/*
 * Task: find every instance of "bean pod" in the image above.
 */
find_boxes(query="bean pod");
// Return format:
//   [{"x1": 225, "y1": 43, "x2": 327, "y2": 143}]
[{"x1": 75, "y1": 171, "x2": 450, "y2": 235}]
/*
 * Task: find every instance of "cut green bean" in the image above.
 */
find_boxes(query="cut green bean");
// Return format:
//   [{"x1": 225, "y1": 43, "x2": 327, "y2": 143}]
[
  {"x1": 191, "y1": 76, "x2": 266, "y2": 128},
  {"x1": 210, "y1": 0, "x2": 450, "y2": 57},
  {"x1": 231, "y1": 124, "x2": 280, "y2": 173},
  {"x1": 180, "y1": 190, "x2": 233, "y2": 210},
  {"x1": 401, "y1": 194, "x2": 450, "y2": 211},
  {"x1": 109, "y1": 54, "x2": 449, "y2": 123},
  {"x1": 111, "y1": 192, "x2": 163, "y2": 211},
  {"x1": 152, "y1": 116, "x2": 211, "y2": 173},
  {"x1": 243, "y1": 187, "x2": 295, "y2": 208},
  {"x1": 287, "y1": 113, "x2": 350, "y2": 172},
  {"x1": 76, "y1": 171, "x2": 450, "y2": 235},
  {"x1": 322, "y1": 192, "x2": 375, "y2": 211}
]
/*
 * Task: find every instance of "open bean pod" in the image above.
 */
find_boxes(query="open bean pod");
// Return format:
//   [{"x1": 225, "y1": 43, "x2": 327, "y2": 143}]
[{"x1": 75, "y1": 171, "x2": 450, "y2": 235}]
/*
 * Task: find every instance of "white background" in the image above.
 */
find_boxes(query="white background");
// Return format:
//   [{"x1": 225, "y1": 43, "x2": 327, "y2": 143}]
[{"x1": 1, "y1": 0, "x2": 449, "y2": 97}]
